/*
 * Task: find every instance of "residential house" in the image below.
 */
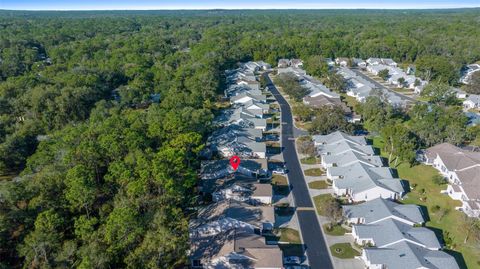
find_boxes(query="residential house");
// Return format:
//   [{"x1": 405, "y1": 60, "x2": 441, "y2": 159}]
[
  {"x1": 312, "y1": 131, "x2": 368, "y2": 147},
  {"x1": 212, "y1": 182, "x2": 272, "y2": 204},
  {"x1": 335, "y1": 57, "x2": 350, "y2": 67},
  {"x1": 361, "y1": 241, "x2": 459, "y2": 269},
  {"x1": 200, "y1": 159, "x2": 268, "y2": 181},
  {"x1": 290, "y1": 58, "x2": 303, "y2": 68},
  {"x1": 190, "y1": 228, "x2": 283, "y2": 269},
  {"x1": 328, "y1": 163, "x2": 405, "y2": 202},
  {"x1": 343, "y1": 197, "x2": 425, "y2": 225},
  {"x1": 352, "y1": 218, "x2": 441, "y2": 249},
  {"x1": 422, "y1": 143, "x2": 480, "y2": 217},
  {"x1": 321, "y1": 150, "x2": 384, "y2": 169},
  {"x1": 206, "y1": 125, "x2": 266, "y2": 158},
  {"x1": 317, "y1": 140, "x2": 376, "y2": 158},
  {"x1": 241, "y1": 100, "x2": 270, "y2": 118},
  {"x1": 325, "y1": 58, "x2": 335, "y2": 67},
  {"x1": 463, "y1": 94, "x2": 480, "y2": 110},
  {"x1": 277, "y1": 58, "x2": 289, "y2": 68},
  {"x1": 277, "y1": 66, "x2": 307, "y2": 76},
  {"x1": 243, "y1": 61, "x2": 260, "y2": 72},
  {"x1": 366, "y1": 58, "x2": 382, "y2": 66},
  {"x1": 352, "y1": 58, "x2": 367, "y2": 69},
  {"x1": 301, "y1": 75, "x2": 341, "y2": 99},
  {"x1": 453, "y1": 88, "x2": 467, "y2": 99},
  {"x1": 225, "y1": 84, "x2": 262, "y2": 98},
  {"x1": 237, "y1": 78, "x2": 261, "y2": 91},
  {"x1": 192, "y1": 199, "x2": 275, "y2": 234},
  {"x1": 381, "y1": 58, "x2": 398, "y2": 67}
]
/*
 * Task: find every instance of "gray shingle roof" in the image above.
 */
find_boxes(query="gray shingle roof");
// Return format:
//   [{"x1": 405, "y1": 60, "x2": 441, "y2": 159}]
[
  {"x1": 364, "y1": 241, "x2": 459, "y2": 269},
  {"x1": 313, "y1": 131, "x2": 368, "y2": 146},
  {"x1": 323, "y1": 150, "x2": 383, "y2": 168},
  {"x1": 354, "y1": 218, "x2": 441, "y2": 249},
  {"x1": 318, "y1": 140, "x2": 375, "y2": 156},
  {"x1": 330, "y1": 163, "x2": 404, "y2": 195},
  {"x1": 343, "y1": 198, "x2": 425, "y2": 225}
]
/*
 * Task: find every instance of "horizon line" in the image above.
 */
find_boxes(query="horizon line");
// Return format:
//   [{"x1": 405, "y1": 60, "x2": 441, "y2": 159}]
[{"x1": 2, "y1": 6, "x2": 480, "y2": 11}]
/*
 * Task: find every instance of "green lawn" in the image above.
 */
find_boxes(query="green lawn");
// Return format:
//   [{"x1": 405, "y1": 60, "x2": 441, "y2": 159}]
[
  {"x1": 308, "y1": 180, "x2": 329, "y2": 189},
  {"x1": 329, "y1": 243, "x2": 360, "y2": 259},
  {"x1": 323, "y1": 224, "x2": 347, "y2": 236},
  {"x1": 372, "y1": 136, "x2": 479, "y2": 268},
  {"x1": 300, "y1": 156, "x2": 320, "y2": 164},
  {"x1": 304, "y1": 168, "x2": 324, "y2": 176},
  {"x1": 277, "y1": 228, "x2": 301, "y2": 244},
  {"x1": 313, "y1": 194, "x2": 336, "y2": 216}
]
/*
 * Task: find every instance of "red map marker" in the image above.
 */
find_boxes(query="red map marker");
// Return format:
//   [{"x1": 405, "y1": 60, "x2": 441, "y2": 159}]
[{"x1": 230, "y1": 156, "x2": 241, "y2": 171}]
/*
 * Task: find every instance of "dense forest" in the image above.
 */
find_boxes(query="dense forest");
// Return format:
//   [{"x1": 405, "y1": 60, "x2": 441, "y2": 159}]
[{"x1": 1, "y1": 9, "x2": 480, "y2": 268}]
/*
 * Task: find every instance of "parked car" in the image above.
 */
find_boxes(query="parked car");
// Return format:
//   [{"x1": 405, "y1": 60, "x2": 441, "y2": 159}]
[
  {"x1": 273, "y1": 167, "x2": 287, "y2": 175},
  {"x1": 283, "y1": 256, "x2": 301, "y2": 265},
  {"x1": 265, "y1": 134, "x2": 279, "y2": 141}
]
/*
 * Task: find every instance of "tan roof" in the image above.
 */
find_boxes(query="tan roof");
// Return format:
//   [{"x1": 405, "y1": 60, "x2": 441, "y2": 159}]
[
  {"x1": 190, "y1": 229, "x2": 282, "y2": 267},
  {"x1": 252, "y1": 183, "x2": 273, "y2": 197},
  {"x1": 456, "y1": 167, "x2": 480, "y2": 199},
  {"x1": 303, "y1": 95, "x2": 351, "y2": 114},
  {"x1": 427, "y1": 143, "x2": 480, "y2": 199},
  {"x1": 426, "y1": 143, "x2": 480, "y2": 171},
  {"x1": 467, "y1": 200, "x2": 480, "y2": 210},
  {"x1": 234, "y1": 231, "x2": 283, "y2": 268}
]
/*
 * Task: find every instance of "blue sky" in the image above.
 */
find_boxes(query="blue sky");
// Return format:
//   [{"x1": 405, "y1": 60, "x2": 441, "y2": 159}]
[{"x1": 1, "y1": 0, "x2": 479, "y2": 10}]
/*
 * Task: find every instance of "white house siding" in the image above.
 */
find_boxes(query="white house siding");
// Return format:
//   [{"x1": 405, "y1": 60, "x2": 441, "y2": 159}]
[
  {"x1": 353, "y1": 187, "x2": 398, "y2": 202},
  {"x1": 446, "y1": 184, "x2": 463, "y2": 201}
]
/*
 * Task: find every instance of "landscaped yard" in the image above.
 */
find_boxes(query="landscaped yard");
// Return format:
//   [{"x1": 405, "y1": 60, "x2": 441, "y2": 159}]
[
  {"x1": 277, "y1": 228, "x2": 301, "y2": 244},
  {"x1": 308, "y1": 180, "x2": 329, "y2": 189},
  {"x1": 323, "y1": 224, "x2": 347, "y2": 236},
  {"x1": 300, "y1": 156, "x2": 320, "y2": 164},
  {"x1": 313, "y1": 194, "x2": 337, "y2": 216},
  {"x1": 329, "y1": 243, "x2": 360, "y2": 259},
  {"x1": 304, "y1": 168, "x2": 324, "y2": 176},
  {"x1": 372, "y1": 136, "x2": 479, "y2": 268}
]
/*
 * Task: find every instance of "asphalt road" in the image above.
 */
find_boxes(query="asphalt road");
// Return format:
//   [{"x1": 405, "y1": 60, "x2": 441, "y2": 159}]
[{"x1": 264, "y1": 73, "x2": 334, "y2": 269}]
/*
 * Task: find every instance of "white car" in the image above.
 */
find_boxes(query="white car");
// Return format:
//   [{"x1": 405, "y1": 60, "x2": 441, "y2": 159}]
[{"x1": 273, "y1": 168, "x2": 287, "y2": 175}]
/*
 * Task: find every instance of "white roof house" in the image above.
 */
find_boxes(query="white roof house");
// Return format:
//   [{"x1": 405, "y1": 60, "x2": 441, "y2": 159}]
[
  {"x1": 328, "y1": 163, "x2": 405, "y2": 202},
  {"x1": 322, "y1": 150, "x2": 384, "y2": 169},
  {"x1": 343, "y1": 197, "x2": 425, "y2": 225},
  {"x1": 362, "y1": 241, "x2": 459, "y2": 269},
  {"x1": 463, "y1": 94, "x2": 480, "y2": 110},
  {"x1": 312, "y1": 131, "x2": 368, "y2": 147},
  {"x1": 352, "y1": 218, "x2": 441, "y2": 249},
  {"x1": 317, "y1": 140, "x2": 376, "y2": 157}
]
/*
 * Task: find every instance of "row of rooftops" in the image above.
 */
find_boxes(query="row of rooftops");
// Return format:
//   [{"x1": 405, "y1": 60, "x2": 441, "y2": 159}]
[
  {"x1": 345, "y1": 198, "x2": 458, "y2": 269},
  {"x1": 337, "y1": 66, "x2": 408, "y2": 106},
  {"x1": 190, "y1": 62, "x2": 282, "y2": 269},
  {"x1": 311, "y1": 131, "x2": 459, "y2": 268},
  {"x1": 313, "y1": 131, "x2": 405, "y2": 201}
]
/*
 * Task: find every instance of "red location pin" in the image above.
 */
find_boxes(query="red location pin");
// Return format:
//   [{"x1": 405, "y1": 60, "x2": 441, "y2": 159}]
[{"x1": 230, "y1": 156, "x2": 241, "y2": 171}]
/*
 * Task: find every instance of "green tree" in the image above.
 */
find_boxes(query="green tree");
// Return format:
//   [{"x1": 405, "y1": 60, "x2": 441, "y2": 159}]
[
  {"x1": 420, "y1": 82, "x2": 457, "y2": 105},
  {"x1": 378, "y1": 69, "x2": 390, "y2": 81}
]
